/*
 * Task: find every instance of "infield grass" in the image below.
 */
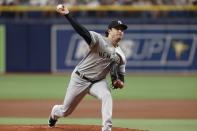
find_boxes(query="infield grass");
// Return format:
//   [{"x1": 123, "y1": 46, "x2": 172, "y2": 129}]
[
  {"x1": 0, "y1": 74, "x2": 197, "y2": 131},
  {"x1": 0, "y1": 74, "x2": 197, "y2": 99}
]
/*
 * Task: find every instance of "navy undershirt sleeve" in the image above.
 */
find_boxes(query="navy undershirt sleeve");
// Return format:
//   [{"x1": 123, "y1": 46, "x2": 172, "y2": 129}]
[{"x1": 65, "y1": 14, "x2": 91, "y2": 45}]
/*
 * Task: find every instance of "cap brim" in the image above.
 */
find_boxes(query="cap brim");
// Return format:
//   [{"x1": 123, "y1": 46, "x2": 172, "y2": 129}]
[
  {"x1": 114, "y1": 24, "x2": 128, "y2": 30},
  {"x1": 105, "y1": 24, "x2": 128, "y2": 35}
]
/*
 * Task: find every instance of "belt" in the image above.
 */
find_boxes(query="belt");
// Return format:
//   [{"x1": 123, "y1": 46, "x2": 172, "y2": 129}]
[{"x1": 75, "y1": 70, "x2": 102, "y2": 84}]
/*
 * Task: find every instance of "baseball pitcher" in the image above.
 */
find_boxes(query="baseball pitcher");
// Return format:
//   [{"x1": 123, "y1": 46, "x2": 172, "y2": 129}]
[{"x1": 48, "y1": 4, "x2": 127, "y2": 131}]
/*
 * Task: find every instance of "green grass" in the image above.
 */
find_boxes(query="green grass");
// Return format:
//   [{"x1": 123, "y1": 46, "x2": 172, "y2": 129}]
[
  {"x1": 0, "y1": 25, "x2": 5, "y2": 73},
  {"x1": 0, "y1": 117, "x2": 197, "y2": 131},
  {"x1": 0, "y1": 74, "x2": 197, "y2": 99},
  {"x1": 0, "y1": 74, "x2": 197, "y2": 131}
]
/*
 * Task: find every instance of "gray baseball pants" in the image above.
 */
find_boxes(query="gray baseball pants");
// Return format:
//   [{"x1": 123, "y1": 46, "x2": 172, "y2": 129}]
[{"x1": 50, "y1": 70, "x2": 112, "y2": 131}]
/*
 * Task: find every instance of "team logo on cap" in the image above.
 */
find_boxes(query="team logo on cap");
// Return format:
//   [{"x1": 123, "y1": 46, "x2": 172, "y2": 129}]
[{"x1": 118, "y1": 20, "x2": 122, "y2": 24}]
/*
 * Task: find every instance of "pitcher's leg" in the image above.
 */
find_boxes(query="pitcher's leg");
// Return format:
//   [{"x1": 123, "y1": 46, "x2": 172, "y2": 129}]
[
  {"x1": 50, "y1": 72, "x2": 91, "y2": 120},
  {"x1": 51, "y1": 86, "x2": 90, "y2": 119},
  {"x1": 89, "y1": 79, "x2": 112, "y2": 131}
]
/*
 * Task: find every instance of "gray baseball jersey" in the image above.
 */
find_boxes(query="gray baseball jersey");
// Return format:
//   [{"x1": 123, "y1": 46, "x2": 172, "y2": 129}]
[{"x1": 76, "y1": 31, "x2": 126, "y2": 81}]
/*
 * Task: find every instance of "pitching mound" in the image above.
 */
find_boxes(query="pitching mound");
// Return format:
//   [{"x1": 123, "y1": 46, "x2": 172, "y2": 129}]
[{"x1": 0, "y1": 124, "x2": 146, "y2": 131}]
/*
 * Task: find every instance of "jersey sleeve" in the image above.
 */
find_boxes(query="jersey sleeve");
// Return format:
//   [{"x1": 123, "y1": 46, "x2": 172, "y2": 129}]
[
  {"x1": 118, "y1": 54, "x2": 126, "y2": 74},
  {"x1": 116, "y1": 47, "x2": 126, "y2": 75},
  {"x1": 89, "y1": 31, "x2": 102, "y2": 48},
  {"x1": 118, "y1": 64, "x2": 126, "y2": 74}
]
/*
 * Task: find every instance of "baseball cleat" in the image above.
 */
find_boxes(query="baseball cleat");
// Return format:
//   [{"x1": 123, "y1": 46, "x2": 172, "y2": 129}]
[{"x1": 48, "y1": 116, "x2": 57, "y2": 128}]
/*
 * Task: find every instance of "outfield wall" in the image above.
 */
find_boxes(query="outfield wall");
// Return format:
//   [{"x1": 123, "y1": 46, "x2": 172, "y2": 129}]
[{"x1": 0, "y1": 18, "x2": 197, "y2": 73}]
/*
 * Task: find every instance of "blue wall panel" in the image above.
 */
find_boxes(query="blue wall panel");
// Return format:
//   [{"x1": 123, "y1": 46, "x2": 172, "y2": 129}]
[
  {"x1": 6, "y1": 23, "x2": 50, "y2": 72},
  {"x1": 6, "y1": 24, "x2": 28, "y2": 71},
  {"x1": 28, "y1": 25, "x2": 50, "y2": 72}
]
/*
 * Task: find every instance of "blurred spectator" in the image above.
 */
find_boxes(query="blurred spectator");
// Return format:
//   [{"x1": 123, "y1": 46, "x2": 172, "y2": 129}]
[
  {"x1": 28, "y1": 0, "x2": 57, "y2": 6},
  {"x1": 172, "y1": 0, "x2": 187, "y2": 6},
  {"x1": 129, "y1": 0, "x2": 153, "y2": 18},
  {"x1": 0, "y1": 0, "x2": 5, "y2": 5},
  {"x1": 193, "y1": 0, "x2": 197, "y2": 5},
  {"x1": 0, "y1": 0, "x2": 22, "y2": 5},
  {"x1": 0, "y1": 0, "x2": 195, "y2": 6},
  {"x1": 109, "y1": 0, "x2": 121, "y2": 5},
  {"x1": 85, "y1": 0, "x2": 99, "y2": 7},
  {"x1": 0, "y1": 0, "x2": 196, "y2": 18},
  {"x1": 40, "y1": 0, "x2": 59, "y2": 18},
  {"x1": 92, "y1": 0, "x2": 108, "y2": 17},
  {"x1": 63, "y1": 0, "x2": 76, "y2": 7},
  {"x1": 29, "y1": 0, "x2": 40, "y2": 6},
  {"x1": 121, "y1": 0, "x2": 132, "y2": 5},
  {"x1": 5, "y1": 0, "x2": 15, "y2": 5},
  {"x1": 132, "y1": 0, "x2": 148, "y2": 6}
]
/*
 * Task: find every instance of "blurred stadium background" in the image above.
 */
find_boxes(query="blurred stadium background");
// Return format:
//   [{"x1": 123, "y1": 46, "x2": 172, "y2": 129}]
[
  {"x1": 0, "y1": 0, "x2": 197, "y2": 131},
  {"x1": 0, "y1": 0, "x2": 197, "y2": 73}
]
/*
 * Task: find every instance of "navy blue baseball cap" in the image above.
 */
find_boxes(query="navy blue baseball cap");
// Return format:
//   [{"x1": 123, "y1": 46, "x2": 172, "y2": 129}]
[{"x1": 105, "y1": 20, "x2": 127, "y2": 36}]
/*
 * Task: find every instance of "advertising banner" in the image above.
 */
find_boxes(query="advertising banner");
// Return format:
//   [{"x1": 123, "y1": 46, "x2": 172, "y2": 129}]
[{"x1": 51, "y1": 24, "x2": 197, "y2": 73}]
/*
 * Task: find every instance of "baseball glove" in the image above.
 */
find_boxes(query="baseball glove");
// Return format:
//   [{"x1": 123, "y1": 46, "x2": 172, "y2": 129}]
[{"x1": 110, "y1": 61, "x2": 124, "y2": 89}]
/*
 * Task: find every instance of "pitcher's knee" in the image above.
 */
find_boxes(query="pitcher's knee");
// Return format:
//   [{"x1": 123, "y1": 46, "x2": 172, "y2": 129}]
[{"x1": 101, "y1": 92, "x2": 112, "y2": 100}]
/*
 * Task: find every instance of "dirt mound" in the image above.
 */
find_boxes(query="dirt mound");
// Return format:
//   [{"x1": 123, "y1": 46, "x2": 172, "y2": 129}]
[
  {"x1": 1, "y1": 99, "x2": 197, "y2": 119},
  {"x1": 0, "y1": 124, "x2": 146, "y2": 131}
]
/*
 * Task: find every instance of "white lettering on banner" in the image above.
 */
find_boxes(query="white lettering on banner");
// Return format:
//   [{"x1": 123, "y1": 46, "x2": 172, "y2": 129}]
[
  {"x1": 122, "y1": 39, "x2": 164, "y2": 60},
  {"x1": 147, "y1": 39, "x2": 164, "y2": 59},
  {"x1": 64, "y1": 33, "x2": 196, "y2": 67}
]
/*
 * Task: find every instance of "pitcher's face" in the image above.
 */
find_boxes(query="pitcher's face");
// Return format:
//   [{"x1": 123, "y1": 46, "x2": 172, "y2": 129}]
[{"x1": 108, "y1": 26, "x2": 124, "y2": 41}]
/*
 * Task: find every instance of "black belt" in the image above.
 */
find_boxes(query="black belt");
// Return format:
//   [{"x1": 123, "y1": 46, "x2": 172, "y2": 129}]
[{"x1": 75, "y1": 70, "x2": 102, "y2": 84}]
